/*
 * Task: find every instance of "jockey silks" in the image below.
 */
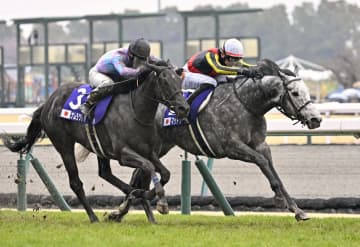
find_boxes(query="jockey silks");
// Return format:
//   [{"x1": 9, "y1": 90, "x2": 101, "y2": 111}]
[{"x1": 186, "y1": 48, "x2": 239, "y2": 77}]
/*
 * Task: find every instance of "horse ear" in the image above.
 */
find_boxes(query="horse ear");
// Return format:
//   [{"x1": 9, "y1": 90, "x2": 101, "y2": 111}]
[
  {"x1": 279, "y1": 69, "x2": 296, "y2": 77},
  {"x1": 146, "y1": 62, "x2": 163, "y2": 74},
  {"x1": 294, "y1": 65, "x2": 299, "y2": 76},
  {"x1": 279, "y1": 70, "x2": 286, "y2": 78}
]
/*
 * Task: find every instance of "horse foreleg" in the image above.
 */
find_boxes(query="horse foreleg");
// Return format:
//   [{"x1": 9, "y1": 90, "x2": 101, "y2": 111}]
[
  {"x1": 255, "y1": 143, "x2": 309, "y2": 221},
  {"x1": 151, "y1": 154, "x2": 171, "y2": 186},
  {"x1": 226, "y1": 139, "x2": 308, "y2": 221}
]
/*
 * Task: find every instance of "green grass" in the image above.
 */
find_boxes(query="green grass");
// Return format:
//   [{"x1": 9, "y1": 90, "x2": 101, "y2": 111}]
[{"x1": 1, "y1": 210, "x2": 360, "y2": 247}]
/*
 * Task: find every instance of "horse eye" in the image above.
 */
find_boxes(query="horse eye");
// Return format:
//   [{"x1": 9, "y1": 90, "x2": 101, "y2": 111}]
[{"x1": 291, "y1": 91, "x2": 299, "y2": 97}]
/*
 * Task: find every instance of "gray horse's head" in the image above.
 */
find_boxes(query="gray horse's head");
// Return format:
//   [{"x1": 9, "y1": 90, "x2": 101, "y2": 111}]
[
  {"x1": 262, "y1": 73, "x2": 322, "y2": 129},
  {"x1": 146, "y1": 62, "x2": 189, "y2": 119}
]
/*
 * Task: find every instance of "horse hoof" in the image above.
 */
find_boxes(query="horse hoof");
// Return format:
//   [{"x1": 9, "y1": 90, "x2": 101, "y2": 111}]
[
  {"x1": 156, "y1": 199, "x2": 169, "y2": 215},
  {"x1": 295, "y1": 211, "x2": 310, "y2": 221},
  {"x1": 108, "y1": 210, "x2": 125, "y2": 222}
]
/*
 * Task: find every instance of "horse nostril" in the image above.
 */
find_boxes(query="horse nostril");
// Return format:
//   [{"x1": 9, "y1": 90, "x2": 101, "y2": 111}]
[
  {"x1": 312, "y1": 116, "x2": 322, "y2": 123},
  {"x1": 308, "y1": 116, "x2": 322, "y2": 129}
]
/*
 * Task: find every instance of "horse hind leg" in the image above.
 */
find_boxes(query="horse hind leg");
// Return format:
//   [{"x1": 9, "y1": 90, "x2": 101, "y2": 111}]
[
  {"x1": 129, "y1": 168, "x2": 156, "y2": 224},
  {"x1": 97, "y1": 157, "x2": 140, "y2": 222},
  {"x1": 119, "y1": 147, "x2": 168, "y2": 215},
  {"x1": 98, "y1": 157, "x2": 134, "y2": 195},
  {"x1": 113, "y1": 168, "x2": 156, "y2": 224},
  {"x1": 57, "y1": 146, "x2": 98, "y2": 222}
]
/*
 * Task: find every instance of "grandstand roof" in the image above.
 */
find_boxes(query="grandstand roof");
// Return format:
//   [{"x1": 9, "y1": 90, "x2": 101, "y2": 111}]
[{"x1": 276, "y1": 54, "x2": 333, "y2": 81}]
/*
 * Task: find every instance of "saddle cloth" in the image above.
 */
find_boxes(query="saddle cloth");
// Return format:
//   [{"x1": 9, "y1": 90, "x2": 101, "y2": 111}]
[
  {"x1": 162, "y1": 87, "x2": 214, "y2": 127},
  {"x1": 59, "y1": 84, "x2": 112, "y2": 125},
  {"x1": 163, "y1": 86, "x2": 216, "y2": 157}
]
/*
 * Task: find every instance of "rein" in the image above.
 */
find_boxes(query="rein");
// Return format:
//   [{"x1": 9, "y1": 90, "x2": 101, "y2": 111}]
[
  {"x1": 130, "y1": 68, "x2": 183, "y2": 126},
  {"x1": 141, "y1": 69, "x2": 183, "y2": 108},
  {"x1": 232, "y1": 75, "x2": 312, "y2": 125},
  {"x1": 232, "y1": 76, "x2": 262, "y2": 116}
]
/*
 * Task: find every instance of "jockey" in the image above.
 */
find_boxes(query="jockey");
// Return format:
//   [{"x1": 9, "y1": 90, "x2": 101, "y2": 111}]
[
  {"x1": 181, "y1": 38, "x2": 262, "y2": 90},
  {"x1": 80, "y1": 38, "x2": 156, "y2": 115}
]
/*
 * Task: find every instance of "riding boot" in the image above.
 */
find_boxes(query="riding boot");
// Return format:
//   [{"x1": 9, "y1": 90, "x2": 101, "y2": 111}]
[{"x1": 80, "y1": 85, "x2": 113, "y2": 116}]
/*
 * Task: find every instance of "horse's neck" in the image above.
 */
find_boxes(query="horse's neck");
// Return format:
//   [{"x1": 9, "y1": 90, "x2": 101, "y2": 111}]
[
  {"x1": 229, "y1": 79, "x2": 276, "y2": 116},
  {"x1": 131, "y1": 77, "x2": 158, "y2": 125}
]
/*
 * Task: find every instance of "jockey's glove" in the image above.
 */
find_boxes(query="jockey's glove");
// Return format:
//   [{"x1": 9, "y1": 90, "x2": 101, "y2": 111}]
[
  {"x1": 237, "y1": 67, "x2": 263, "y2": 79},
  {"x1": 175, "y1": 68, "x2": 184, "y2": 76},
  {"x1": 137, "y1": 65, "x2": 152, "y2": 76}
]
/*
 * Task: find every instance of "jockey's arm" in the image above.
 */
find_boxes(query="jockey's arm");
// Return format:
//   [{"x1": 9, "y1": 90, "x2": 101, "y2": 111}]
[
  {"x1": 239, "y1": 60, "x2": 255, "y2": 67},
  {"x1": 225, "y1": 61, "x2": 259, "y2": 82},
  {"x1": 112, "y1": 56, "x2": 138, "y2": 79},
  {"x1": 206, "y1": 52, "x2": 238, "y2": 75}
]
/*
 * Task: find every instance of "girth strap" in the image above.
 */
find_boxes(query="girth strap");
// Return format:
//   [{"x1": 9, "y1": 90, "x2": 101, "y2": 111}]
[
  {"x1": 187, "y1": 89, "x2": 216, "y2": 157},
  {"x1": 188, "y1": 119, "x2": 216, "y2": 157},
  {"x1": 85, "y1": 123, "x2": 107, "y2": 159}
]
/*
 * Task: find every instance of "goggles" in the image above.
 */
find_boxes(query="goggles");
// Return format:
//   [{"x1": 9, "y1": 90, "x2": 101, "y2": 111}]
[{"x1": 225, "y1": 55, "x2": 242, "y2": 62}]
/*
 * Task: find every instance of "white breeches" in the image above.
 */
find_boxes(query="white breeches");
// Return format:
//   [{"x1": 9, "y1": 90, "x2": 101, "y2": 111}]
[
  {"x1": 89, "y1": 67, "x2": 114, "y2": 88},
  {"x1": 181, "y1": 64, "x2": 227, "y2": 90}
]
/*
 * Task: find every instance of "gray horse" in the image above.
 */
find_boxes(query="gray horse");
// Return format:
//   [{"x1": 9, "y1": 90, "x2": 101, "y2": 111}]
[
  {"x1": 125, "y1": 59, "x2": 322, "y2": 222},
  {"x1": 2, "y1": 62, "x2": 190, "y2": 223}
]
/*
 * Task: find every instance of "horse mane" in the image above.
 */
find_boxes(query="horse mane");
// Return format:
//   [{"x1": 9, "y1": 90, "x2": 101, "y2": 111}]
[{"x1": 257, "y1": 58, "x2": 296, "y2": 77}]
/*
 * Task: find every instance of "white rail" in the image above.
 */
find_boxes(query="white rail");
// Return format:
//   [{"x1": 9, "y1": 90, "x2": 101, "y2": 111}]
[
  {"x1": 268, "y1": 103, "x2": 360, "y2": 115},
  {"x1": 0, "y1": 105, "x2": 359, "y2": 137},
  {"x1": 1, "y1": 103, "x2": 359, "y2": 116},
  {"x1": 267, "y1": 118, "x2": 360, "y2": 136},
  {"x1": 1, "y1": 118, "x2": 359, "y2": 137},
  {"x1": 0, "y1": 107, "x2": 36, "y2": 115}
]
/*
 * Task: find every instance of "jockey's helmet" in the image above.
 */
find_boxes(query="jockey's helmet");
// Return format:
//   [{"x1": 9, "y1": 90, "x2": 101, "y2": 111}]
[
  {"x1": 222, "y1": 38, "x2": 244, "y2": 59},
  {"x1": 128, "y1": 38, "x2": 151, "y2": 59}
]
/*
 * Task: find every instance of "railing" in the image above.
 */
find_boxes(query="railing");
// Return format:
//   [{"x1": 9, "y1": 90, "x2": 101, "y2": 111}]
[
  {"x1": 268, "y1": 102, "x2": 360, "y2": 115},
  {"x1": 1, "y1": 105, "x2": 360, "y2": 145},
  {"x1": 0, "y1": 107, "x2": 71, "y2": 211},
  {"x1": 2, "y1": 117, "x2": 359, "y2": 137}
]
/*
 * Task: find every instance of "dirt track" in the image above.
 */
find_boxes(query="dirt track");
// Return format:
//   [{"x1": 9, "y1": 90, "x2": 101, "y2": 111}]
[{"x1": 0, "y1": 144, "x2": 359, "y2": 199}]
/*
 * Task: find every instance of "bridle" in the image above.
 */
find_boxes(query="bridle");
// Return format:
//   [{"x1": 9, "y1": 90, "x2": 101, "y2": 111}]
[
  {"x1": 141, "y1": 68, "x2": 183, "y2": 110},
  {"x1": 276, "y1": 75, "x2": 312, "y2": 124},
  {"x1": 232, "y1": 76, "x2": 262, "y2": 117},
  {"x1": 232, "y1": 74, "x2": 312, "y2": 124}
]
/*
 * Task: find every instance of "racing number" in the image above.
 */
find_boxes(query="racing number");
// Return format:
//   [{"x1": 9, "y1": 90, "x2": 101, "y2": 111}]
[{"x1": 69, "y1": 87, "x2": 87, "y2": 110}]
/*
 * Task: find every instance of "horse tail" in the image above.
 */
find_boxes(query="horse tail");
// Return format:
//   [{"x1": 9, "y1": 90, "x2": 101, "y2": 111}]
[{"x1": 2, "y1": 105, "x2": 45, "y2": 154}]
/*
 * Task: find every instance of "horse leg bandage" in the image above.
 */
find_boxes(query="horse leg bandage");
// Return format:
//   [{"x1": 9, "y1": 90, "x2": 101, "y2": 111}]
[{"x1": 152, "y1": 175, "x2": 160, "y2": 185}]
